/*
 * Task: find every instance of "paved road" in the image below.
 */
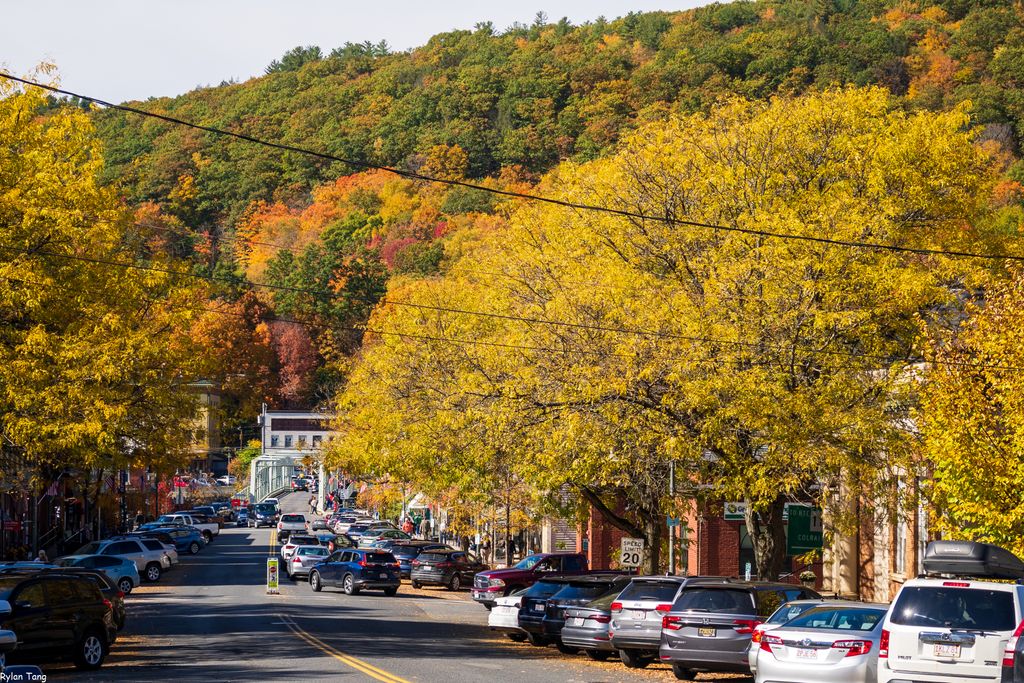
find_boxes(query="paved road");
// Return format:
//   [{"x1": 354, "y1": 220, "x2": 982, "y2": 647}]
[{"x1": 39, "y1": 492, "x2": 752, "y2": 682}]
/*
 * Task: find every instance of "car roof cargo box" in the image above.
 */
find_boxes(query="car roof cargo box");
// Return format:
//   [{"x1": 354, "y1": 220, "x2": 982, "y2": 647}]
[{"x1": 923, "y1": 541, "x2": 1024, "y2": 580}]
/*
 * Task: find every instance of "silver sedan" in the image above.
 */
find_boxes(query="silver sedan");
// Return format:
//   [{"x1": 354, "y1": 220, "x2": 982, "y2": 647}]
[
  {"x1": 286, "y1": 545, "x2": 330, "y2": 580},
  {"x1": 755, "y1": 603, "x2": 888, "y2": 683}
]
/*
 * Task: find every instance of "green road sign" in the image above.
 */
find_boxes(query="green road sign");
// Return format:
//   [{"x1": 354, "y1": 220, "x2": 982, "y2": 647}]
[{"x1": 787, "y1": 506, "x2": 823, "y2": 554}]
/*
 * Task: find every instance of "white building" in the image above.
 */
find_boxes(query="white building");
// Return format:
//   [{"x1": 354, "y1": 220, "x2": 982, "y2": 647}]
[{"x1": 252, "y1": 407, "x2": 336, "y2": 506}]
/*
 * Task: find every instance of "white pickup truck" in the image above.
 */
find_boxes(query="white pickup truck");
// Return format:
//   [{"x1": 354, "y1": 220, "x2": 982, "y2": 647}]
[{"x1": 155, "y1": 513, "x2": 220, "y2": 543}]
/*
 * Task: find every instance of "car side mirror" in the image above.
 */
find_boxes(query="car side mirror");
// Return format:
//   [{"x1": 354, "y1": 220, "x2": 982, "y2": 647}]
[{"x1": 0, "y1": 600, "x2": 11, "y2": 616}]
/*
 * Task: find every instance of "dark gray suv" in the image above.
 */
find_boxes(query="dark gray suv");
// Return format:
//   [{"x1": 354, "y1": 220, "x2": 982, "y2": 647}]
[{"x1": 659, "y1": 580, "x2": 819, "y2": 680}]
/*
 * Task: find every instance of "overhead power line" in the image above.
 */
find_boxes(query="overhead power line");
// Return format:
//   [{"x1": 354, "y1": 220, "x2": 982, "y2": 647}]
[
  {"x1": 3, "y1": 243, "x2": 1023, "y2": 373},
  {"x1": 3, "y1": 72, "x2": 1023, "y2": 264}
]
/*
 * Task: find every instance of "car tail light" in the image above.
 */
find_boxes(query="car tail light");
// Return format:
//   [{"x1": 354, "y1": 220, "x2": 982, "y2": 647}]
[
  {"x1": 879, "y1": 628, "x2": 889, "y2": 659},
  {"x1": 1004, "y1": 620, "x2": 1024, "y2": 666},
  {"x1": 358, "y1": 560, "x2": 367, "y2": 567},
  {"x1": 293, "y1": 556, "x2": 302, "y2": 563},
  {"x1": 733, "y1": 618, "x2": 761, "y2": 635},
  {"x1": 412, "y1": 560, "x2": 420, "y2": 567},
  {"x1": 655, "y1": 603, "x2": 673, "y2": 613},
  {"x1": 761, "y1": 634, "x2": 782, "y2": 653},
  {"x1": 437, "y1": 562, "x2": 453, "y2": 568},
  {"x1": 662, "y1": 615, "x2": 682, "y2": 630},
  {"x1": 117, "y1": 591, "x2": 125, "y2": 599},
  {"x1": 102, "y1": 598, "x2": 112, "y2": 611},
  {"x1": 942, "y1": 581, "x2": 970, "y2": 588},
  {"x1": 833, "y1": 640, "x2": 872, "y2": 657},
  {"x1": 751, "y1": 628, "x2": 764, "y2": 644},
  {"x1": 390, "y1": 562, "x2": 400, "y2": 568},
  {"x1": 587, "y1": 615, "x2": 611, "y2": 624},
  {"x1": 610, "y1": 601, "x2": 623, "y2": 613}
]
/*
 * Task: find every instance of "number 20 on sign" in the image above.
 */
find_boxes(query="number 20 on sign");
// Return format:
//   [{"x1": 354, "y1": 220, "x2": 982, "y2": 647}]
[
  {"x1": 267, "y1": 558, "x2": 280, "y2": 594},
  {"x1": 620, "y1": 537, "x2": 645, "y2": 568}
]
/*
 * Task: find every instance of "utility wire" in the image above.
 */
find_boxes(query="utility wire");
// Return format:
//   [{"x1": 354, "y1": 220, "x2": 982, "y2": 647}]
[
  {"x1": 4, "y1": 72, "x2": 1024, "y2": 264},
  {"x1": 2, "y1": 245, "x2": 1022, "y2": 373}
]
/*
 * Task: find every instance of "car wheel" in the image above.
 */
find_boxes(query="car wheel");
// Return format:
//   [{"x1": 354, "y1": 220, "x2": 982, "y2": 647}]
[
  {"x1": 117, "y1": 577, "x2": 133, "y2": 594},
  {"x1": 619, "y1": 649, "x2": 650, "y2": 669},
  {"x1": 383, "y1": 587, "x2": 398, "y2": 597},
  {"x1": 73, "y1": 628, "x2": 106, "y2": 670},
  {"x1": 411, "y1": 580, "x2": 422, "y2": 589},
  {"x1": 343, "y1": 574, "x2": 359, "y2": 595},
  {"x1": 189, "y1": 541, "x2": 201, "y2": 555},
  {"x1": 507, "y1": 632, "x2": 527, "y2": 642},
  {"x1": 202, "y1": 531, "x2": 213, "y2": 543},
  {"x1": 671, "y1": 664, "x2": 696, "y2": 680},
  {"x1": 447, "y1": 574, "x2": 461, "y2": 591},
  {"x1": 585, "y1": 649, "x2": 610, "y2": 661},
  {"x1": 310, "y1": 571, "x2": 322, "y2": 592},
  {"x1": 555, "y1": 640, "x2": 579, "y2": 655},
  {"x1": 526, "y1": 632, "x2": 549, "y2": 647},
  {"x1": 145, "y1": 562, "x2": 161, "y2": 582}
]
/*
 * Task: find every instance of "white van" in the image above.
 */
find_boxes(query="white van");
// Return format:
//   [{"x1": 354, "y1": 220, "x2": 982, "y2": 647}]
[{"x1": 878, "y1": 540, "x2": 1024, "y2": 683}]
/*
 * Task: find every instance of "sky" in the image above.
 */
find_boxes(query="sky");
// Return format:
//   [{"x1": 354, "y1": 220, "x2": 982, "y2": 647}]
[{"x1": 1, "y1": 1, "x2": 705, "y2": 103}]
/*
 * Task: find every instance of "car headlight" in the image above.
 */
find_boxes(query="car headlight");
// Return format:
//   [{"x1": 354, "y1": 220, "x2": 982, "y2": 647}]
[{"x1": 489, "y1": 578, "x2": 505, "y2": 587}]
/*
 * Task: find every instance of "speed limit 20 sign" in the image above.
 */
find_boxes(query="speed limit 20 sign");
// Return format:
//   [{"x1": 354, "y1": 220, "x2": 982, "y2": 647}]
[{"x1": 620, "y1": 537, "x2": 645, "y2": 568}]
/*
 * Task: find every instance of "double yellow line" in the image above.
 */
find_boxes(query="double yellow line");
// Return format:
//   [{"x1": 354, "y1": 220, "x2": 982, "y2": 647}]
[{"x1": 279, "y1": 614, "x2": 410, "y2": 683}]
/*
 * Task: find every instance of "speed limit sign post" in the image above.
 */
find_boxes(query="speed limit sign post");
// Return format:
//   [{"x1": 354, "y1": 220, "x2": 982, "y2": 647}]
[
  {"x1": 266, "y1": 558, "x2": 280, "y2": 594},
  {"x1": 620, "y1": 537, "x2": 645, "y2": 568}
]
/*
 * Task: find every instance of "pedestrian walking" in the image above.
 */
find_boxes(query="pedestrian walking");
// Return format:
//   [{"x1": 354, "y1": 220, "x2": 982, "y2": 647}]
[
  {"x1": 419, "y1": 516, "x2": 429, "y2": 539},
  {"x1": 34, "y1": 550, "x2": 48, "y2": 563},
  {"x1": 402, "y1": 517, "x2": 414, "y2": 535},
  {"x1": 308, "y1": 494, "x2": 316, "y2": 516}
]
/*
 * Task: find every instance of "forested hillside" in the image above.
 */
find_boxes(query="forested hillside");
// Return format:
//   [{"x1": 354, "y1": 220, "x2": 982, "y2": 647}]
[{"x1": 83, "y1": 0, "x2": 1024, "y2": 429}]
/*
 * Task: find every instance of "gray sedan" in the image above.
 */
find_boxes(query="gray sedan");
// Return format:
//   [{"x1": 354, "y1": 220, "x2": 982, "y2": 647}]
[
  {"x1": 560, "y1": 591, "x2": 618, "y2": 661},
  {"x1": 755, "y1": 603, "x2": 888, "y2": 683},
  {"x1": 286, "y1": 545, "x2": 330, "y2": 580}
]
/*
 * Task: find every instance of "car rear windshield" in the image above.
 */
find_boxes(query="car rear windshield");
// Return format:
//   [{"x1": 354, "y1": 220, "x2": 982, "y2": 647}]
[
  {"x1": 77, "y1": 542, "x2": 102, "y2": 555},
  {"x1": 254, "y1": 504, "x2": 275, "y2": 513},
  {"x1": 418, "y1": 552, "x2": 453, "y2": 563},
  {"x1": 552, "y1": 583, "x2": 614, "y2": 602},
  {"x1": 784, "y1": 607, "x2": 886, "y2": 631},
  {"x1": 890, "y1": 586, "x2": 1017, "y2": 631},
  {"x1": 587, "y1": 592, "x2": 620, "y2": 610},
  {"x1": 617, "y1": 580, "x2": 680, "y2": 603},
  {"x1": 364, "y1": 553, "x2": 395, "y2": 564},
  {"x1": 767, "y1": 602, "x2": 821, "y2": 625},
  {"x1": 297, "y1": 547, "x2": 328, "y2": 556},
  {"x1": 289, "y1": 536, "x2": 317, "y2": 545},
  {"x1": 524, "y1": 581, "x2": 567, "y2": 598},
  {"x1": 281, "y1": 514, "x2": 304, "y2": 522},
  {"x1": 673, "y1": 588, "x2": 754, "y2": 614}
]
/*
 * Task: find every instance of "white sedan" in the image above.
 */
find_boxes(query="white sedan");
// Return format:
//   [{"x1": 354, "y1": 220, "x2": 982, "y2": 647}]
[{"x1": 488, "y1": 589, "x2": 528, "y2": 642}]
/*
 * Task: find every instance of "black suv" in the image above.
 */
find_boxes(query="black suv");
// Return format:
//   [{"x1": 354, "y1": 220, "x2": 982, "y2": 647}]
[
  {"x1": 0, "y1": 566, "x2": 127, "y2": 631},
  {"x1": 0, "y1": 573, "x2": 117, "y2": 669}
]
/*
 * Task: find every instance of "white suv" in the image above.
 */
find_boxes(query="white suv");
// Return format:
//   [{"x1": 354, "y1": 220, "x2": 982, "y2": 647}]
[{"x1": 879, "y1": 540, "x2": 1024, "y2": 683}]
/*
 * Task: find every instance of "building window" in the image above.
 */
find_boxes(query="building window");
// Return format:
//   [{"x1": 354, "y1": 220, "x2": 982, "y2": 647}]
[
  {"x1": 284, "y1": 435, "x2": 293, "y2": 448},
  {"x1": 270, "y1": 435, "x2": 279, "y2": 448},
  {"x1": 297, "y1": 436, "x2": 307, "y2": 449},
  {"x1": 893, "y1": 517, "x2": 907, "y2": 575},
  {"x1": 312, "y1": 435, "x2": 322, "y2": 447}
]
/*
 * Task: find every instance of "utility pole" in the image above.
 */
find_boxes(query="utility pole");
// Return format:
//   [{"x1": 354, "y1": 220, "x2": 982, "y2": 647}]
[{"x1": 668, "y1": 460, "x2": 676, "y2": 575}]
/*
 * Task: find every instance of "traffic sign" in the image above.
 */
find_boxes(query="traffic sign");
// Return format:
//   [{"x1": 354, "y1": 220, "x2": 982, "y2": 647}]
[
  {"x1": 620, "y1": 537, "x2": 645, "y2": 568},
  {"x1": 266, "y1": 558, "x2": 279, "y2": 594}
]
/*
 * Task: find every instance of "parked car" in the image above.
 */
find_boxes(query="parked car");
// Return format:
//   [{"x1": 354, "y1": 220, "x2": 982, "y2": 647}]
[
  {"x1": 0, "y1": 573, "x2": 117, "y2": 669},
  {"x1": 410, "y1": 549, "x2": 488, "y2": 591},
  {"x1": 248, "y1": 502, "x2": 279, "y2": 528},
  {"x1": 608, "y1": 575, "x2": 722, "y2": 669},
  {"x1": 561, "y1": 591, "x2": 620, "y2": 661},
  {"x1": 0, "y1": 565, "x2": 128, "y2": 633},
  {"x1": 137, "y1": 526, "x2": 205, "y2": 555},
  {"x1": 658, "y1": 580, "x2": 821, "y2": 678},
  {"x1": 346, "y1": 521, "x2": 395, "y2": 540},
  {"x1": 154, "y1": 513, "x2": 218, "y2": 543},
  {"x1": 316, "y1": 532, "x2": 355, "y2": 553},
  {"x1": 115, "y1": 535, "x2": 179, "y2": 566},
  {"x1": 755, "y1": 602, "x2": 887, "y2": 683},
  {"x1": 881, "y1": 540, "x2": 1024, "y2": 683},
  {"x1": 386, "y1": 541, "x2": 450, "y2": 579},
  {"x1": 53, "y1": 555, "x2": 141, "y2": 595},
  {"x1": 1003, "y1": 622, "x2": 1024, "y2": 682},
  {"x1": 73, "y1": 538, "x2": 172, "y2": 582},
  {"x1": 358, "y1": 528, "x2": 412, "y2": 548},
  {"x1": 311, "y1": 517, "x2": 332, "y2": 532},
  {"x1": 215, "y1": 475, "x2": 236, "y2": 486},
  {"x1": 236, "y1": 508, "x2": 249, "y2": 526},
  {"x1": 516, "y1": 577, "x2": 573, "y2": 646},
  {"x1": 308, "y1": 548, "x2": 401, "y2": 596},
  {"x1": 331, "y1": 515, "x2": 366, "y2": 534},
  {"x1": 489, "y1": 588, "x2": 530, "y2": 642},
  {"x1": 473, "y1": 552, "x2": 589, "y2": 608},
  {"x1": 541, "y1": 574, "x2": 633, "y2": 653},
  {"x1": 277, "y1": 513, "x2": 309, "y2": 540},
  {"x1": 748, "y1": 599, "x2": 840, "y2": 675},
  {"x1": 286, "y1": 546, "x2": 330, "y2": 580}
]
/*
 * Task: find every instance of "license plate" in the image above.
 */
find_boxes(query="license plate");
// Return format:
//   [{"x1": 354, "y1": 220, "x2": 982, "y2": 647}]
[
  {"x1": 698, "y1": 627, "x2": 716, "y2": 637},
  {"x1": 379, "y1": 573, "x2": 388, "y2": 579},
  {"x1": 569, "y1": 617, "x2": 583, "y2": 626},
  {"x1": 631, "y1": 610, "x2": 645, "y2": 620},
  {"x1": 934, "y1": 643, "x2": 961, "y2": 658},
  {"x1": 533, "y1": 604, "x2": 545, "y2": 612},
  {"x1": 796, "y1": 648, "x2": 817, "y2": 659}
]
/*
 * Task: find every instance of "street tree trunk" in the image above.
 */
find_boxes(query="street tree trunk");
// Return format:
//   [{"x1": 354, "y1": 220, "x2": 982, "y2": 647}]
[{"x1": 744, "y1": 494, "x2": 788, "y2": 581}]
